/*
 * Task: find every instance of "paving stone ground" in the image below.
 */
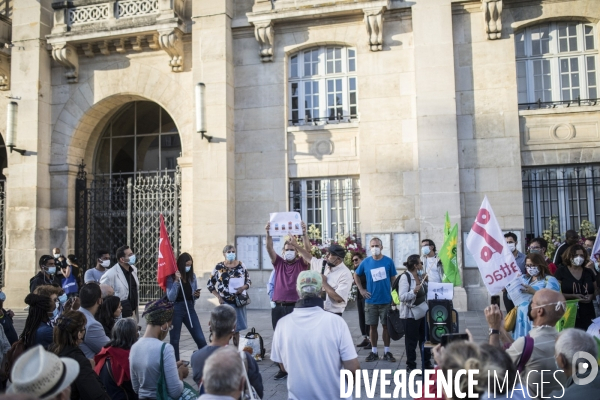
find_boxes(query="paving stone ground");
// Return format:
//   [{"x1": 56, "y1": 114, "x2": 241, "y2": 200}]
[{"x1": 12, "y1": 303, "x2": 489, "y2": 400}]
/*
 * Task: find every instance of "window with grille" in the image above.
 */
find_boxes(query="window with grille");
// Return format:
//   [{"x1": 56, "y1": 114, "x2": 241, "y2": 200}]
[
  {"x1": 515, "y1": 22, "x2": 598, "y2": 105},
  {"x1": 289, "y1": 46, "x2": 358, "y2": 125},
  {"x1": 289, "y1": 177, "x2": 360, "y2": 241},
  {"x1": 522, "y1": 165, "x2": 600, "y2": 239}
]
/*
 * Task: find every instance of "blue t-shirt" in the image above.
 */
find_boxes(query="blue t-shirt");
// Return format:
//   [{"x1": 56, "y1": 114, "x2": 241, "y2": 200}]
[{"x1": 355, "y1": 256, "x2": 397, "y2": 305}]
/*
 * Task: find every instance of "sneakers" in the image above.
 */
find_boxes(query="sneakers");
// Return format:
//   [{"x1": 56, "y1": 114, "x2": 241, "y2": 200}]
[
  {"x1": 274, "y1": 370, "x2": 288, "y2": 380},
  {"x1": 356, "y1": 338, "x2": 371, "y2": 347},
  {"x1": 365, "y1": 352, "x2": 379, "y2": 362},
  {"x1": 383, "y1": 352, "x2": 396, "y2": 362}
]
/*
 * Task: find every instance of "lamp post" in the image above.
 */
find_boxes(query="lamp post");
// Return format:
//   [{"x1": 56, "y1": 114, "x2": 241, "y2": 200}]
[
  {"x1": 6, "y1": 102, "x2": 25, "y2": 155},
  {"x1": 195, "y1": 83, "x2": 212, "y2": 142}
]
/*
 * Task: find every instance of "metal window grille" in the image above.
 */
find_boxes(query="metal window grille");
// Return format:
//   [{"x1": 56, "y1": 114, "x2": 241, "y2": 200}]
[
  {"x1": 289, "y1": 177, "x2": 360, "y2": 241},
  {"x1": 522, "y1": 165, "x2": 600, "y2": 239}
]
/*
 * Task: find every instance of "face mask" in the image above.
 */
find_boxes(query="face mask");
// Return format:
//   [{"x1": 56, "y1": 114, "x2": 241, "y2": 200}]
[
  {"x1": 586, "y1": 247, "x2": 593, "y2": 255},
  {"x1": 507, "y1": 243, "x2": 516, "y2": 252},
  {"x1": 51, "y1": 307, "x2": 60, "y2": 319},
  {"x1": 526, "y1": 266, "x2": 539, "y2": 276},
  {"x1": 46, "y1": 267, "x2": 56, "y2": 275},
  {"x1": 284, "y1": 251, "x2": 296, "y2": 261},
  {"x1": 573, "y1": 256, "x2": 584, "y2": 267},
  {"x1": 185, "y1": 266, "x2": 191, "y2": 273},
  {"x1": 421, "y1": 246, "x2": 431, "y2": 256},
  {"x1": 529, "y1": 248, "x2": 542, "y2": 254},
  {"x1": 53, "y1": 253, "x2": 60, "y2": 258},
  {"x1": 371, "y1": 247, "x2": 381, "y2": 256},
  {"x1": 326, "y1": 260, "x2": 337, "y2": 268},
  {"x1": 127, "y1": 254, "x2": 136, "y2": 265},
  {"x1": 595, "y1": 261, "x2": 600, "y2": 272},
  {"x1": 225, "y1": 253, "x2": 236, "y2": 262},
  {"x1": 58, "y1": 294, "x2": 68, "y2": 304},
  {"x1": 417, "y1": 269, "x2": 424, "y2": 277},
  {"x1": 100, "y1": 259, "x2": 111, "y2": 268},
  {"x1": 0, "y1": 292, "x2": 6, "y2": 302},
  {"x1": 115, "y1": 313, "x2": 122, "y2": 321}
]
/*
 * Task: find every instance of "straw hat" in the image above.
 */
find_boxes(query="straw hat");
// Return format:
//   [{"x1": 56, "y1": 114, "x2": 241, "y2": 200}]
[{"x1": 7, "y1": 345, "x2": 80, "y2": 400}]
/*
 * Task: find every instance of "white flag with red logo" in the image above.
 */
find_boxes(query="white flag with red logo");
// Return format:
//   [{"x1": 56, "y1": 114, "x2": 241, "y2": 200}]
[
  {"x1": 466, "y1": 196, "x2": 520, "y2": 295},
  {"x1": 157, "y1": 214, "x2": 177, "y2": 291}
]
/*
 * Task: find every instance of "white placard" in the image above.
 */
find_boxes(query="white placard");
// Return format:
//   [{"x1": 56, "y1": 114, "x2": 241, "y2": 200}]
[
  {"x1": 427, "y1": 282, "x2": 454, "y2": 300},
  {"x1": 365, "y1": 233, "x2": 392, "y2": 258},
  {"x1": 261, "y1": 236, "x2": 285, "y2": 270},
  {"x1": 463, "y1": 230, "x2": 523, "y2": 268},
  {"x1": 269, "y1": 212, "x2": 302, "y2": 236},
  {"x1": 235, "y1": 236, "x2": 260, "y2": 270},
  {"x1": 393, "y1": 233, "x2": 420, "y2": 269},
  {"x1": 505, "y1": 277, "x2": 530, "y2": 306},
  {"x1": 228, "y1": 277, "x2": 247, "y2": 295}
]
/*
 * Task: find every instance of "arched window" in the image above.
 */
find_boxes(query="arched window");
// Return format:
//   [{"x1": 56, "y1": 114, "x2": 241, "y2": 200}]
[
  {"x1": 515, "y1": 22, "x2": 598, "y2": 106},
  {"x1": 95, "y1": 101, "x2": 181, "y2": 176},
  {"x1": 289, "y1": 46, "x2": 358, "y2": 125}
]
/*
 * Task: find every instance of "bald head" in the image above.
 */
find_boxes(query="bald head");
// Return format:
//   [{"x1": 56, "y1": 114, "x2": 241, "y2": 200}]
[
  {"x1": 100, "y1": 284, "x2": 114, "y2": 299},
  {"x1": 531, "y1": 288, "x2": 566, "y2": 326}
]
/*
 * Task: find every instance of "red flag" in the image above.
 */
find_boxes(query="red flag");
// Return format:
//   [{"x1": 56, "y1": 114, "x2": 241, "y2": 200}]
[{"x1": 157, "y1": 214, "x2": 177, "y2": 291}]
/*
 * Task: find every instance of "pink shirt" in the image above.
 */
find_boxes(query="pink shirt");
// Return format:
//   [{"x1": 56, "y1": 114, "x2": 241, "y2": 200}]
[{"x1": 272, "y1": 255, "x2": 308, "y2": 302}]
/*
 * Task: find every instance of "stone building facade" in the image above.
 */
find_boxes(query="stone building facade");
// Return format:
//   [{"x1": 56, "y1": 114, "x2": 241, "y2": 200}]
[{"x1": 0, "y1": 0, "x2": 598, "y2": 310}]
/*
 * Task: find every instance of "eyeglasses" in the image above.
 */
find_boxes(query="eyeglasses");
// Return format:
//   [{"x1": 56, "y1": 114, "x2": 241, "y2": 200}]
[{"x1": 532, "y1": 301, "x2": 566, "y2": 311}]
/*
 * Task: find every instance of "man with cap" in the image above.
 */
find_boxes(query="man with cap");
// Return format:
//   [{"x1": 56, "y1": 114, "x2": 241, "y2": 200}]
[
  {"x1": 291, "y1": 239, "x2": 354, "y2": 316},
  {"x1": 271, "y1": 271, "x2": 360, "y2": 400},
  {"x1": 7, "y1": 345, "x2": 80, "y2": 400}
]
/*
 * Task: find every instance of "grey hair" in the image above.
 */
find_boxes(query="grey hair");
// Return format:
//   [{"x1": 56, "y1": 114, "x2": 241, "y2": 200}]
[
  {"x1": 203, "y1": 346, "x2": 244, "y2": 395},
  {"x1": 555, "y1": 328, "x2": 598, "y2": 367},
  {"x1": 210, "y1": 305, "x2": 237, "y2": 338},
  {"x1": 107, "y1": 318, "x2": 138, "y2": 350},
  {"x1": 369, "y1": 237, "x2": 382, "y2": 246},
  {"x1": 222, "y1": 244, "x2": 236, "y2": 256},
  {"x1": 100, "y1": 284, "x2": 114, "y2": 299}
]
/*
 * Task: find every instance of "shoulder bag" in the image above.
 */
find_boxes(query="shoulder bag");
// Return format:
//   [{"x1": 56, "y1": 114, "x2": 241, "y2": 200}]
[
  {"x1": 234, "y1": 263, "x2": 251, "y2": 307},
  {"x1": 156, "y1": 343, "x2": 199, "y2": 400},
  {"x1": 405, "y1": 272, "x2": 428, "y2": 320}
]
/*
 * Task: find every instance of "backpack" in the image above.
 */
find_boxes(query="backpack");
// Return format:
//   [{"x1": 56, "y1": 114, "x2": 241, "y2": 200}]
[
  {"x1": 1, "y1": 338, "x2": 26, "y2": 383},
  {"x1": 239, "y1": 328, "x2": 265, "y2": 361}
]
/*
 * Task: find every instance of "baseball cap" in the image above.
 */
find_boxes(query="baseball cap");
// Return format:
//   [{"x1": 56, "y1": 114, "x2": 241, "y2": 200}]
[
  {"x1": 328, "y1": 244, "x2": 347, "y2": 259},
  {"x1": 296, "y1": 270, "x2": 322, "y2": 295}
]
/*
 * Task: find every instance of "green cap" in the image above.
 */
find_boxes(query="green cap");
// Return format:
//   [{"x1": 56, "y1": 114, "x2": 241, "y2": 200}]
[{"x1": 296, "y1": 270, "x2": 322, "y2": 296}]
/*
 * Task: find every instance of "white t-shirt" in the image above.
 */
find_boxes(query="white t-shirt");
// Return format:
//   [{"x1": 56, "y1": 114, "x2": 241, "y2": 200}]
[
  {"x1": 310, "y1": 258, "x2": 354, "y2": 314},
  {"x1": 271, "y1": 306, "x2": 358, "y2": 400},
  {"x1": 424, "y1": 256, "x2": 443, "y2": 283}
]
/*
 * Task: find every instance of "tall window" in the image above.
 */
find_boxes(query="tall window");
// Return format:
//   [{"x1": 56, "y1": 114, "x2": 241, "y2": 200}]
[
  {"x1": 289, "y1": 177, "x2": 360, "y2": 241},
  {"x1": 522, "y1": 165, "x2": 600, "y2": 239},
  {"x1": 95, "y1": 101, "x2": 181, "y2": 177},
  {"x1": 289, "y1": 46, "x2": 358, "y2": 125},
  {"x1": 515, "y1": 22, "x2": 598, "y2": 105}
]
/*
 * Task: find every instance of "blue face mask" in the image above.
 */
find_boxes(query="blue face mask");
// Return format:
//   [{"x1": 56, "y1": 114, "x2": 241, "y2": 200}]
[
  {"x1": 52, "y1": 307, "x2": 59, "y2": 319},
  {"x1": 0, "y1": 292, "x2": 6, "y2": 302},
  {"x1": 47, "y1": 267, "x2": 56, "y2": 275},
  {"x1": 58, "y1": 294, "x2": 68, "y2": 304},
  {"x1": 185, "y1": 266, "x2": 191, "y2": 273},
  {"x1": 226, "y1": 253, "x2": 236, "y2": 262},
  {"x1": 127, "y1": 254, "x2": 136, "y2": 265}
]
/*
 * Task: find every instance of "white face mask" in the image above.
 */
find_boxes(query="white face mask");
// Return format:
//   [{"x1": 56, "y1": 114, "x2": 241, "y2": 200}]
[
  {"x1": 284, "y1": 251, "x2": 296, "y2": 261},
  {"x1": 53, "y1": 253, "x2": 61, "y2": 258},
  {"x1": 526, "y1": 266, "x2": 539, "y2": 276},
  {"x1": 421, "y1": 246, "x2": 431, "y2": 256},
  {"x1": 507, "y1": 243, "x2": 516, "y2": 252},
  {"x1": 573, "y1": 256, "x2": 584, "y2": 267},
  {"x1": 100, "y1": 259, "x2": 110, "y2": 268},
  {"x1": 371, "y1": 247, "x2": 381, "y2": 256}
]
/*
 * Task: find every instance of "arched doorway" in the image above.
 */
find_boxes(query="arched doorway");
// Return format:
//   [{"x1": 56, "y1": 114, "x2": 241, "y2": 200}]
[{"x1": 75, "y1": 101, "x2": 182, "y2": 301}]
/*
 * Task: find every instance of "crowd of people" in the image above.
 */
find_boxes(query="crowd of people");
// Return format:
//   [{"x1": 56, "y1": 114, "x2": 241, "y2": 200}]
[{"x1": 0, "y1": 223, "x2": 598, "y2": 400}]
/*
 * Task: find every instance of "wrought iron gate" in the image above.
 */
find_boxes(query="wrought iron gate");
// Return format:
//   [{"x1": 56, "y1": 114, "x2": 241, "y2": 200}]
[{"x1": 75, "y1": 163, "x2": 181, "y2": 302}]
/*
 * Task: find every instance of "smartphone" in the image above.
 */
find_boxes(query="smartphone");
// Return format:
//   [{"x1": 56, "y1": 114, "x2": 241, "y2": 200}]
[
  {"x1": 441, "y1": 333, "x2": 469, "y2": 347},
  {"x1": 491, "y1": 295, "x2": 501, "y2": 308},
  {"x1": 181, "y1": 361, "x2": 190, "y2": 367}
]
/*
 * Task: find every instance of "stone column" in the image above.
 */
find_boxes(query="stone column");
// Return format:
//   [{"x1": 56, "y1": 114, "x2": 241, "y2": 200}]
[
  {"x1": 413, "y1": 0, "x2": 466, "y2": 310},
  {"x1": 191, "y1": 0, "x2": 235, "y2": 308},
  {"x1": 4, "y1": 0, "x2": 54, "y2": 307}
]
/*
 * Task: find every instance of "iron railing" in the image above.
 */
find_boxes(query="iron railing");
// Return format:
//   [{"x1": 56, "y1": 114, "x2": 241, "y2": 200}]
[
  {"x1": 75, "y1": 162, "x2": 180, "y2": 301},
  {"x1": 522, "y1": 165, "x2": 600, "y2": 239},
  {"x1": 519, "y1": 97, "x2": 599, "y2": 111},
  {"x1": 0, "y1": 180, "x2": 5, "y2": 287}
]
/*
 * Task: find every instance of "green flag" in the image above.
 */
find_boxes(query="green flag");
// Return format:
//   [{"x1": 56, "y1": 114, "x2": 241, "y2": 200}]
[
  {"x1": 439, "y1": 223, "x2": 462, "y2": 286},
  {"x1": 555, "y1": 299, "x2": 579, "y2": 332},
  {"x1": 444, "y1": 212, "x2": 451, "y2": 242}
]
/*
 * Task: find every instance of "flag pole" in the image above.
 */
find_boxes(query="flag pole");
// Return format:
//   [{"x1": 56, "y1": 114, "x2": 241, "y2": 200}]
[{"x1": 180, "y1": 279, "x2": 193, "y2": 328}]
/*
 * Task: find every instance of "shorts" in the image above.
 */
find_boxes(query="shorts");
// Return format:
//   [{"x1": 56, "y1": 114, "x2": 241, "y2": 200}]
[{"x1": 365, "y1": 303, "x2": 390, "y2": 326}]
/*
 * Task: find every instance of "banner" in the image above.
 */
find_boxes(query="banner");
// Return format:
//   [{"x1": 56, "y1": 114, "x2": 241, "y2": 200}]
[
  {"x1": 439, "y1": 223, "x2": 462, "y2": 286},
  {"x1": 157, "y1": 214, "x2": 178, "y2": 291},
  {"x1": 555, "y1": 299, "x2": 579, "y2": 332},
  {"x1": 444, "y1": 211, "x2": 451, "y2": 243},
  {"x1": 592, "y1": 225, "x2": 600, "y2": 263},
  {"x1": 465, "y1": 196, "x2": 520, "y2": 295},
  {"x1": 269, "y1": 212, "x2": 302, "y2": 237}
]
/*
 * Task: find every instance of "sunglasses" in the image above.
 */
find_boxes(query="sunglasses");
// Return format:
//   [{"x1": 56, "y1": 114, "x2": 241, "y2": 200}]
[
  {"x1": 226, "y1": 251, "x2": 235, "y2": 254},
  {"x1": 352, "y1": 258, "x2": 360, "y2": 262}
]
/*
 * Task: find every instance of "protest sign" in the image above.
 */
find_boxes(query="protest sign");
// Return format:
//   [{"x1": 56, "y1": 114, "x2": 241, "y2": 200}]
[
  {"x1": 269, "y1": 212, "x2": 302, "y2": 237},
  {"x1": 465, "y1": 196, "x2": 520, "y2": 295}
]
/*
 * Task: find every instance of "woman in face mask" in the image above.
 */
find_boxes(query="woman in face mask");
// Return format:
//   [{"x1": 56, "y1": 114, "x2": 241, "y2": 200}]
[
  {"x1": 130, "y1": 299, "x2": 189, "y2": 400},
  {"x1": 94, "y1": 295, "x2": 122, "y2": 337},
  {"x1": 511, "y1": 253, "x2": 560, "y2": 339},
  {"x1": 555, "y1": 244, "x2": 596, "y2": 330},
  {"x1": 21, "y1": 293, "x2": 56, "y2": 350},
  {"x1": 166, "y1": 252, "x2": 207, "y2": 361},
  {"x1": 207, "y1": 245, "x2": 252, "y2": 347}
]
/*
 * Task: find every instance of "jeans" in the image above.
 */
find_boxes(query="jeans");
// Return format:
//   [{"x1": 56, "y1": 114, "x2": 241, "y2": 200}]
[
  {"x1": 170, "y1": 301, "x2": 207, "y2": 361},
  {"x1": 356, "y1": 294, "x2": 369, "y2": 336},
  {"x1": 404, "y1": 317, "x2": 430, "y2": 369},
  {"x1": 271, "y1": 304, "x2": 295, "y2": 330}
]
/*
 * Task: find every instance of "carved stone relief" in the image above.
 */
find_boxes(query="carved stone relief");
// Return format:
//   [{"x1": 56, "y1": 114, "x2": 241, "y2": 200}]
[
  {"x1": 51, "y1": 43, "x2": 79, "y2": 83},
  {"x1": 254, "y1": 21, "x2": 274, "y2": 62},
  {"x1": 364, "y1": 7, "x2": 385, "y2": 51},
  {"x1": 482, "y1": 0, "x2": 502, "y2": 40}
]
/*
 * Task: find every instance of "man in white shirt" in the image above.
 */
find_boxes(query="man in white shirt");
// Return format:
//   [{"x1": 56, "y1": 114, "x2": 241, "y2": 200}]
[
  {"x1": 290, "y1": 241, "x2": 354, "y2": 315},
  {"x1": 271, "y1": 270, "x2": 360, "y2": 400},
  {"x1": 420, "y1": 239, "x2": 444, "y2": 283}
]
